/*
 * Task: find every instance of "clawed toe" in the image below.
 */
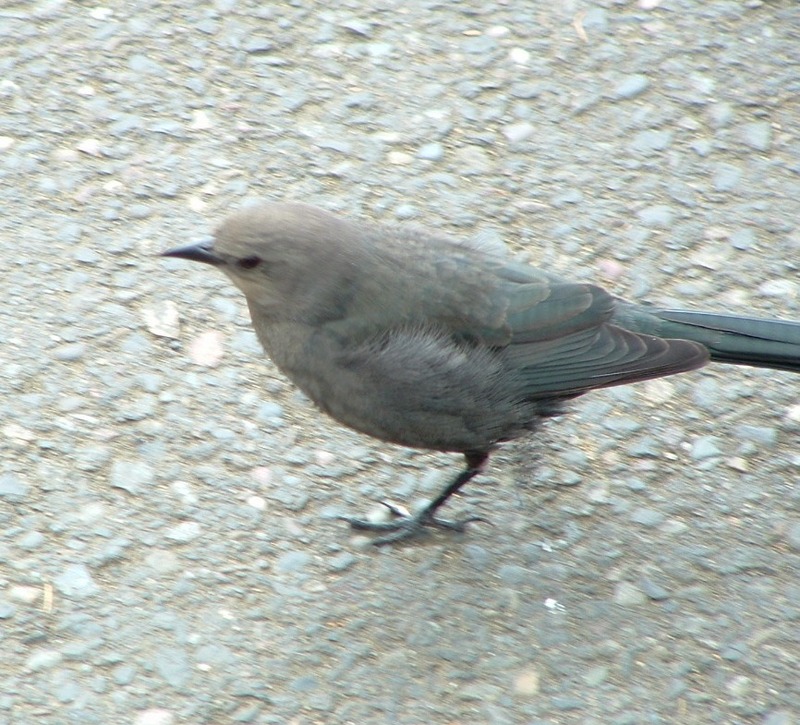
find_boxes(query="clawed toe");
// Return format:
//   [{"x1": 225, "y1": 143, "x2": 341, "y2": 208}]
[
  {"x1": 337, "y1": 455, "x2": 490, "y2": 545},
  {"x1": 339, "y1": 502, "x2": 489, "y2": 545}
]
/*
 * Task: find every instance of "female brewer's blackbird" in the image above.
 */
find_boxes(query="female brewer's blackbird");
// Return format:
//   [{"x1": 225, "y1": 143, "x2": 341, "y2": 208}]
[{"x1": 163, "y1": 202, "x2": 800, "y2": 544}]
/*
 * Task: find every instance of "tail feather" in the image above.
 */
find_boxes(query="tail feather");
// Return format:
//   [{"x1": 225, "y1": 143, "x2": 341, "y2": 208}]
[
  {"x1": 611, "y1": 301, "x2": 800, "y2": 373},
  {"x1": 654, "y1": 310, "x2": 800, "y2": 373}
]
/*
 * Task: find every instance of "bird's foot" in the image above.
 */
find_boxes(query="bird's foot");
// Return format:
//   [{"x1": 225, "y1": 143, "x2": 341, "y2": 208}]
[{"x1": 340, "y1": 500, "x2": 488, "y2": 545}]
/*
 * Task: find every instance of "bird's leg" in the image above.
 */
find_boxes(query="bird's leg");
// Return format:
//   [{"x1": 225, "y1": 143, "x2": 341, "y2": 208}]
[{"x1": 342, "y1": 451, "x2": 490, "y2": 545}]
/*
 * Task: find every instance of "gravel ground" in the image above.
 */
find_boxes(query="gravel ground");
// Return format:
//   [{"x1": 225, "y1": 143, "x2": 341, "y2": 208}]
[{"x1": 2, "y1": 1, "x2": 799, "y2": 724}]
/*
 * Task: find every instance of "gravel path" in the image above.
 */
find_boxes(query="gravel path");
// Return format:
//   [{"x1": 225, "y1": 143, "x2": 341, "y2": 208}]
[{"x1": 1, "y1": 2, "x2": 799, "y2": 724}]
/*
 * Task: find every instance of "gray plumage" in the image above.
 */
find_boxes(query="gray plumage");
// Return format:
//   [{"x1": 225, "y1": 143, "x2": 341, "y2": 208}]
[{"x1": 163, "y1": 201, "x2": 800, "y2": 543}]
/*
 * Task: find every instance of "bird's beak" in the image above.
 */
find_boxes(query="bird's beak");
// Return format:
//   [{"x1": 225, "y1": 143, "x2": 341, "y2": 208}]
[{"x1": 161, "y1": 238, "x2": 223, "y2": 266}]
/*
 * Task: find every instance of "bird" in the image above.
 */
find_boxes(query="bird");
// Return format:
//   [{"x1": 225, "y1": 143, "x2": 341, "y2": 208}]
[{"x1": 162, "y1": 201, "x2": 800, "y2": 544}]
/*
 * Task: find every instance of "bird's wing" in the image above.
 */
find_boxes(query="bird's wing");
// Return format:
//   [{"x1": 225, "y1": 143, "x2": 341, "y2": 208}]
[
  {"x1": 496, "y1": 271, "x2": 708, "y2": 396},
  {"x1": 328, "y1": 249, "x2": 707, "y2": 399},
  {"x1": 417, "y1": 258, "x2": 708, "y2": 398}
]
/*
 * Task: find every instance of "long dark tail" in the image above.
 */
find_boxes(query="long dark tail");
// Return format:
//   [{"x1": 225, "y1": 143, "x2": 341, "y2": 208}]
[{"x1": 613, "y1": 302, "x2": 800, "y2": 373}]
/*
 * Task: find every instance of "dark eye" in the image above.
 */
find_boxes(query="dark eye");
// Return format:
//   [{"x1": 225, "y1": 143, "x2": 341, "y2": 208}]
[{"x1": 236, "y1": 256, "x2": 262, "y2": 270}]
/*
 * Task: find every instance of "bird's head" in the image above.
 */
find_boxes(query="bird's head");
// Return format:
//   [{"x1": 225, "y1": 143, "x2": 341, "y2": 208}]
[{"x1": 162, "y1": 201, "x2": 363, "y2": 319}]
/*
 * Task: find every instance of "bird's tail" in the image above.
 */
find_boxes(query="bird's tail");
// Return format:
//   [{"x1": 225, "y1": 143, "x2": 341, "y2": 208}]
[{"x1": 613, "y1": 303, "x2": 800, "y2": 373}]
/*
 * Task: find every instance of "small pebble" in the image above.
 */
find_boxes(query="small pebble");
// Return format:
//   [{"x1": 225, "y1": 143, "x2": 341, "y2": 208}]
[
  {"x1": 735, "y1": 425, "x2": 776, "y2": 445},
  {"x1": 17, "y1": 530, "x2": 44, "y2": 550},
  {"x1": 134, "y1": 709, "x2": 175, "y2": 725},
  {"x1": 640, "y1": 578, "x2": 670, "y2": 601},
  {"x1": 165, "y1": 521, "x2": 202, "y2": 543},
  {"x1": 275, "y1": 550, "x2": 312, "y2": 574},
  {"x1": 513, "y1": 669, "x2": 540, "y2": 696},
  {"x1": 0, "y1": 473, "x2": 29, "y2": 501},
  {"x1": 110, "y1": 459, "x2": 155, "y2": 494},
  {"x1": 614, "y1": 582, "x2": 647, "y2": 606},
  {"x1": 52, "y1": 342, "x2": 86, "y2": 361},
  {"x1": 417, "y1": 142, "x2": 444, "y2": 161},
  {"x1": 54, "y1": 563, "x2": 100, "y2": 599},
  {"x1": 613, "y1": 74, "x2": 650, "y2": 99},
  {"x1": 630, "y1": 508, "x2": 666, "y2": 527},
  {"x1": 637, "y1": 205, "x2": 674, "y2": 227},
  {"x1": 26, "y1": 650, "x2": 64, "y2": 671},
  {"x1": 73, "y1": 247, "x2": 100, "y2": 264},
  {"x1": 712, "y1": 164, "x2": 743, "y2": 192},
  {"x1": 758, "y1": 279, "x2": 797, "y2": 298},
  {"x1": 328, "y1": 552, "x2": 357, "y2": 571},
  {"x1": 740, "y1": 121, "x2": 771, "y2": 151},
  {"x1": 691, "y1": 436, "x2": 722, "y2": 460},
  {"x1": 730, "y1": 228, "x2": 756, "y2": 251},
  {"x1": 498, "y1": 564, "x2": 529, "y2": 587},
  {"x1": 503, "y1": 122, "x2": 535, "y2": 143},
  {"x1": 508, "y1": 47, "x2": 530, "y2": 64}
]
